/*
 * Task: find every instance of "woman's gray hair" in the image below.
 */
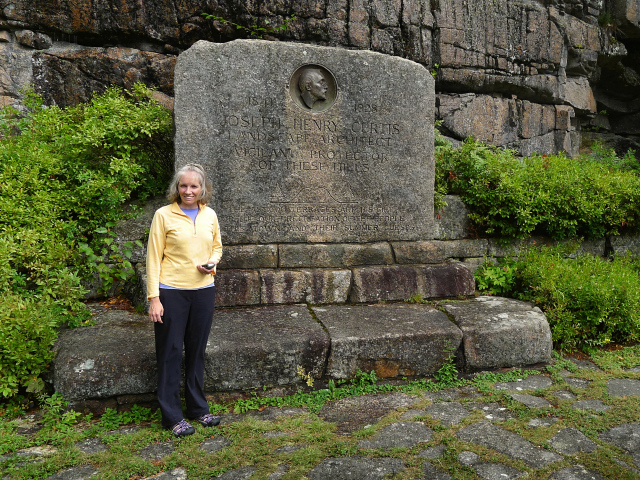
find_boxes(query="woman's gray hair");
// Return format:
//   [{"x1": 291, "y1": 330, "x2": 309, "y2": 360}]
[{"x1": 166, "y1": 163, "x2": 213, "y2": 205}]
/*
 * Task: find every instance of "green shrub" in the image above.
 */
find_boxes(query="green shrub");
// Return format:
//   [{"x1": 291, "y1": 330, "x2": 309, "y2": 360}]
[
  {"x1": 476, "y1": 248, "x2": 640, "y2": 351},
  {"x1": 436, "y1": 138, "x2": 640, "y2": 239},
  {"x1": 0, "y1": 84, "x2": 173, "y2": 397}
]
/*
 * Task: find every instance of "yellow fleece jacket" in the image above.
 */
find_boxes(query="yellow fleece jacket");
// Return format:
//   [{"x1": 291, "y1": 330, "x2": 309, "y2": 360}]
[{"x1": 146, "y1": 202, "x2": 223, "y2": 300}]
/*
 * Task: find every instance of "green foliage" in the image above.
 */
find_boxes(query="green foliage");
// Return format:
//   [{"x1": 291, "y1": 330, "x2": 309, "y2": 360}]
[
  {"x1": 433, "y1": 343, "x2": 463, "y2": 387},
  {"x1": 436, "y1": 138, "x2": 640, "y2": 239},
  {"x1": 0, "y1": 84, "x2": 173, "y2": 398},
  {"x1": 474, "y1": 260, "x2": 518, "y2": 296},
  {"x1": 202, "y1": 13, "x2": 296, "y2": 38},
  {"x1": 39, "y1": 393, "x2": 82, "y2": 433},
  {"x1": 477, "y1": 248, "x2": 640, "y2": 351}
]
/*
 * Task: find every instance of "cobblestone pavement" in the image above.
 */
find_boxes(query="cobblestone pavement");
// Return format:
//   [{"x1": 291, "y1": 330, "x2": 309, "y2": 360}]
[{"x1": 2, "y1": 359, "x2": 640, "y2": 479}]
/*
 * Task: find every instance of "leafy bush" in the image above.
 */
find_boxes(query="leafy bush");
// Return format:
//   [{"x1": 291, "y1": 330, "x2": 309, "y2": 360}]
[
  {"x1": 0, "y1": 84, "x2": 173, "y2": 397},
  {"x1": 436, "y1": 138, "x2": 640, "y2": 239},
  {"x1": 475, "y1": 248, "x2": 640, "y2": 351}
]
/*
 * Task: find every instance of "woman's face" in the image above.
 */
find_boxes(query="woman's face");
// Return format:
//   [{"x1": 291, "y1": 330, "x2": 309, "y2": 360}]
[{"x1": 178, "y1": 171, "x2": 202, "y2": 208}]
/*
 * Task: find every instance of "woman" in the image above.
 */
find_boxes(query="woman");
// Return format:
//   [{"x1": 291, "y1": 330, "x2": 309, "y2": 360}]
[{"x1": 146, "y1": 163, "x2": 223, "y2": 437}]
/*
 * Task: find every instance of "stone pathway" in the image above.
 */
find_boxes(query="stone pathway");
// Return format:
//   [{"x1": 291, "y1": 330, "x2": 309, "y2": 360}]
[{"x1": 2, "y1": 365, "x2": 640, "y2": 479}]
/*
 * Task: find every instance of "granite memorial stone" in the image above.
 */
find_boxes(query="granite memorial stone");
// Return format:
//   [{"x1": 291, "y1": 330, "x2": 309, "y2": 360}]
[{"x1": 174, "y1": 39, "x2": 434, "y2": 244}]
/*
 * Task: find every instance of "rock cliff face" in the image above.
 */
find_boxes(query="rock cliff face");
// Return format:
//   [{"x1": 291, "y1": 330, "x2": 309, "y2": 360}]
[{"x1": 1, "y1": 0, "x2": 639, "y2": 156}]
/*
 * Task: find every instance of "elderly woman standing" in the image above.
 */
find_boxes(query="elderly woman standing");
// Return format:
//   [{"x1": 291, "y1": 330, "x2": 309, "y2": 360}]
[{"x1": 146, "y1": 163, "x2": 223, "y2": 437}]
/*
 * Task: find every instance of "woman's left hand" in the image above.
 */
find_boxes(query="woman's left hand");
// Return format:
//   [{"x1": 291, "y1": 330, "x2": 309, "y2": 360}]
[{"x1": 197, "y1": 263, "x2": 216, "y2": 274}]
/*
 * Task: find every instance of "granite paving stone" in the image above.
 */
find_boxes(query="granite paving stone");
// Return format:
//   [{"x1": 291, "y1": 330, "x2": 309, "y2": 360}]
[
  {"x1": 553, "y1": 390, "x2": 577, "y2": 401},
  {"x1": 139, "y1": 441, "x2": 175, "y2": 460},
  {"x1": 212, "y1": 466, "x2": 257, "y2": 479},
  {"x1": 456, "y1": 421, "x2": 563, "y2": 467},
  {"x1": 200, "y1": 437, "x2": 231, "y2": 454},
  {"x1": 527, "y1": 417, "x2": 559, "y2": 428},
  {"x1": 318, "y1": 392, "x2": 421, "y2": 434},
  {"x1": 495, "y1": 375, "x2": 553, "y2": 391},
  {"x1": 418, "y1": 445, "x2": 446, "y2": 459},
  {"x1": 607, "y1": 378, "x2": 640, "y2": 397},
  {"x1": 571, "y1": 400, "x2": 611, "y2": 412},
  {"x1": 141, "y1": 469, "x2": 187, "y2": 480},
  {"x1": 458, "y1": 451, "x2": 480, "y2": 465},
  {"x1": 598, "y1": 423, "x2": 640, "y2": 457},
  {"x1": 549, "y1": 428, "x2": 598, "y2": 455},
  {"x1": 627, "y1": 366, "x2": 640, "y2": 373},
  {"x1": 421, "y1": 461, "x2": 453, "y2": 479},
  {"x1": 565, "y1": 378, "x2": 591, "y2": 389},
  {"x1": 400, "y1": 409, "x2": 426, "y2": 420},
  {"x1": 549, "y1": 466, "x2": 604, "y2": 479},
  {"x1": 424, "y1": 402, "x2": 472, "y2": 426},
  {"x1": 467, "y1": 402, "x2": 514, "y2": 422},
  {"x1": 509, "y1": 393, "x2": 552, "y2": 408},
  {"x1": 307, "y1": 456, "x2": 405, "y2": 480},
  {"x1": 570, "y1": 359, "x2": 600, "y2": 371},
  {"x1": 44, "y1": 466, "x2": 98, "y2": 480},
  {"x1": 267, "y1": 464, "x2": 289, "y2": 479},
  {"x1": 74, "y1": 438, "x2": 108, "y2": 454},
  {"x1": 357, "y1": 422, "x2": 433, "y2": 450},
  {"x1": 473, "y1": 463, "x2": 525, "y2": 480}
]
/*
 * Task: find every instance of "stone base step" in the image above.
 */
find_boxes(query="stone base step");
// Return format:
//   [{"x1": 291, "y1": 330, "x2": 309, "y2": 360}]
[{"x1": 52, "y1": 297, "x2": 552, "y2": 409}]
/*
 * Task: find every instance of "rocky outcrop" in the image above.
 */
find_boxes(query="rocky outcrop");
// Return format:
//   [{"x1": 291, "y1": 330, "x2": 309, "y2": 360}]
[{"x1": 1, "y1": 0, "x2": 639, "y2": 156}]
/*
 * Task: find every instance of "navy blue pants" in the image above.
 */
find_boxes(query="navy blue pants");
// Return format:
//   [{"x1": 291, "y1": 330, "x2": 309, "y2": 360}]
[{"x1": 155, "y1": 286, "x2": 216, "y2": 429}]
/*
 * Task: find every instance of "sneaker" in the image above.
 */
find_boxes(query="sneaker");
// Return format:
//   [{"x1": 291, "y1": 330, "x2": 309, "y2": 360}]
[
  {"x1": 195, "y1": 413, "x2": 220, "y2": 427},
  {"x1": 171, "y1": 419, "x2": 195, "y2": 437}
]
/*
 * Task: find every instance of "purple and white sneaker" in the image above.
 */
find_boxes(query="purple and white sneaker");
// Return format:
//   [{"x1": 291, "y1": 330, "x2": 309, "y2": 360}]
[
  {"x1": 171, "y1": 419, "x2": 195, "y2": 437},
  {"x1": 195, "y1": 413, "x2": 220, "y2": 427}
]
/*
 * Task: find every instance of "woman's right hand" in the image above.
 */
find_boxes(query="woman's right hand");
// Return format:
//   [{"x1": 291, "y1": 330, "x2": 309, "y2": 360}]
[{"x1": 149, "y1": 297, "x2": 164, "y2": 323}]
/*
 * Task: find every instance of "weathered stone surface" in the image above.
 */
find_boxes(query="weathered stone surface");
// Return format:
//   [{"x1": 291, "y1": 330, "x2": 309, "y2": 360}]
[
  {"x1": 549, "y1": 466, "x2": 604, "y2": 480},
  {"x1": 139, "y1": 441, "x2": 175, "y2": 460},
  {"x1": 115, "y1": 196, "x2": 168, "y2": 263},
  {"x1": 422, "y1": 461, "x2": 453, "y2": 479},
  {"x1": 467, "y1": 402, "x2": 514, "y2": 422},
  {"x1": 204, "y1": 305, "x2": 330, "y2": 391},
  {"x1": 392, "y1": 241, "x2": 448, "y2": 264},
  {"x1": 599, "y1": 423, "x2": 640, "y2": 456},
  {"x1": 15, "y1": 29, "x2": 52, "y2": 49},
  {"x1": 610, "y1": 235, "x2": 640, "y2": 257},
  {"x1": 509, "y1": 393, "x2": 552, "y2": 408},
  {"x1": 261, "y1": 269, "x2": 351, "y2": 304},
  {"x1": 607, "y1": 378, "x2": 640, "y2": 397},
  {"x1": 549, "y1": 428, "x2": 598, "y2": 455},
  {"x1": 434, "y1": 195, "x2": 472, "y2": 240},
  {"x1": 313, "y1": 304, "x2": 462, "y2": 378},
  {"x1": 52, "y1": 310, "x2": 156, "y2": 400},
  {"x1": 174, "y1": 40, "x2": 434, "y2": 244},
  {"x1": 33, "y1": 45, "x2": 176, "y2": 107},
  {"x1": 437, "y1": 94, "x2": 578, "y2": 156},
  {"x1": 44, "y1": 466, "x2": 98, "y2": 480},
  {"x1": 571, "y1": 400, "x2": 611, "y2": 412},
  {"x1": 74, "y1": 438, "x2": 107, "y2": 454},
  {"x1": 215, "y1": 270, "x2": 261, "y2": 307},
  {"x1": 350, "y1": 262, "x2": 475, "y2": 303},
  {"x1": 307, "y1": 456, "x2": 405, "y2": 480},
  {"x1": 211, "y1": 466, "x2": 256, "y2": 480},
  {"x1": 142, "y1": 469, "x2": 187, "y2": 480},
  {"x1": 456, "y1": 421, "x2": 563, "y2": 468},
  {"x1": 279, "y1": 243, "x2": 393, "y2": 268},
  {"x1": 357, "y1": 422, "x2": 433, "y2": 450},
  {"x1": 443, "y1": 239, "x2": 489, "y2": 259},
  {"x1": 441, "y1": 297, "x2": 552, "y2": 370},
  {"x1": 473, "y1": 463, "x2": 525, "y2": 480},
  {"x1": 495, "y1": 375, "x2": 553, "y2": 391},
  {"x1": 200, "y1": 437, "x2": 231, "y2": 453},
  {"x1": 217, "y1": 244, "x2": 278, "y2": 269},
  {"x1": 318, "y1": 392, "x2": 421, "y2": 434},
  {"x1": 424, "y1": 402, "x2": 472, "y2": 426}
]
